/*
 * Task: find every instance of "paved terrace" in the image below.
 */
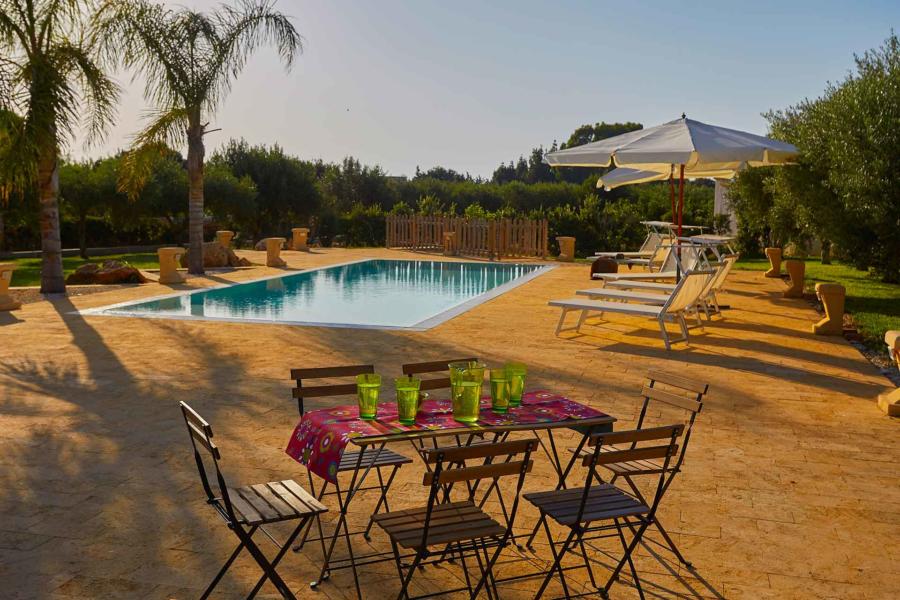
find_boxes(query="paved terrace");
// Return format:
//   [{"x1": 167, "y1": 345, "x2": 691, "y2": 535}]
[{"x1": 1, "y1": 248, "x2": 897, "y2": 599}]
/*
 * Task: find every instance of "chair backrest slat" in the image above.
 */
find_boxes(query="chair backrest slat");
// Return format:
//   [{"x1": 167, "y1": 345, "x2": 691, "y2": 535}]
[
  {"x1": 583, "y1": 444, "x2": 677, "y2": 467},
  {"x1": 423, "y1": 438, "x2": 535, "y2": 463},
  {"x1": 291, "y1": 364, "x2": 375, "y2": 414},
  {"x1": 646, "y1": 370, "x2": 709, "y2": 395},
  {"x1": 588, "y1": 424, "x2": 684, "y2": 447},
  {"x1": 425, "y1": 459, "x2": 533, "y2": 485},
  {"x1": 402, "y1": 357, "x2": 477, "y2": 392},
  {"x1": 187, "y1": 420, "x2": 221, "y2": 459},
  {"x1": 641, "y1": 385, "x2": 702, "y2": 414}
]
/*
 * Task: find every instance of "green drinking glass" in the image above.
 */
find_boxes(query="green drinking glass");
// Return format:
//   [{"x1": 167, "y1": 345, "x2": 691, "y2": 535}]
[
  {"x1": 489, "y1": 368, "x2": 510, "y2": 414},
  {"x1": 395, "y1": 376, "x2": 421, "y2": 425},
  {"x1": 505, "y1": 362, "x2": 527, "y2": 408},
  {"x1": 449, "y1": 362, "x2": 485, "y2": 423},
  {"x1": 356, "y1": 373, "x2": 381, "y2": 420}
]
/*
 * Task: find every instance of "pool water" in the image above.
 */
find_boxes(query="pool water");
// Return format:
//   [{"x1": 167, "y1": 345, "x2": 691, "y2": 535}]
[{"x1": 86, "y1": 259, "x2": 550, "y2": 330}]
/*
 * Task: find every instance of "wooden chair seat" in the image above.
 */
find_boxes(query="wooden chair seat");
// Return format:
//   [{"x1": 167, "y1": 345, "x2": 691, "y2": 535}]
[
  {"x1": 372, "y1": 500, "x2": 505, "y2": 549},
  {"x1": 338, "y1": 448, "x2": 412, "y2": 472},
  {"x1": 523, "y1": 484, "x2": 649, "y2": 526},
  {"x1": 228, "y1": 480, "x2": 328, "y2": 526}
]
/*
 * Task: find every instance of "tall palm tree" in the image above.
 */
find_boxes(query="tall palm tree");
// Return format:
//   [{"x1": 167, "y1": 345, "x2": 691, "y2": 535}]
[
  {"x1": 0, "y1": 1, "x2": 118, "y2": 293},
  {"x1": 98, "y1": 0, "x2": 302, "y2": 275}
]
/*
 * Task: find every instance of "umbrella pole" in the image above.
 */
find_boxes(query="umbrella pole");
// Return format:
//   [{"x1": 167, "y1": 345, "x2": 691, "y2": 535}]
[
  {"x1": 676, "y1": 164, "x2": 685, "y2": 280},
  {"x1": 669, "y1": 169, "x2": 676, "y2": 223}
]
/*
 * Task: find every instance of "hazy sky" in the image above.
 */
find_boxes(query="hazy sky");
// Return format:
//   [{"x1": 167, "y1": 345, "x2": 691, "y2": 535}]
[{"x1": 77, "y1": 0, "x2": 899, "y2": 178}]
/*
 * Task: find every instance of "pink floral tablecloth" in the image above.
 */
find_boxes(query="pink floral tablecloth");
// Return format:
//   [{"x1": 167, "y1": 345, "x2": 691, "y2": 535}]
[{"x1": 285, "y1": 390, "x2": 609, "y2": 483}]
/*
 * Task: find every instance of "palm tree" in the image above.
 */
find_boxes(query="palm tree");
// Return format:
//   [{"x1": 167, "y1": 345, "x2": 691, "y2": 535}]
[
  {"x1": 0, "y1": 1, "x2": 118, "y2": 293},
  {"x1": 98, "y1": 0, "x2": 302, "y2": 275}
]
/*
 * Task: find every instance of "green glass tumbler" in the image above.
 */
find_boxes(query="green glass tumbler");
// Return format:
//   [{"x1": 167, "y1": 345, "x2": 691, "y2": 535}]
[
  {"x1": 395, "y1": 376, "x2": 421, "y2": 425},
  {"x1": 505, "y1": 362, "x2": 527, "y2": 408},
  {"x1": 449, "y1": 362, "x2": 484, "y2": 423},
  {"x1": 356, "y1": 373, "x2": 381, "y2": 420},
  {"x1": 489, "y1": 368, "x2": 510, "y2": 414}
]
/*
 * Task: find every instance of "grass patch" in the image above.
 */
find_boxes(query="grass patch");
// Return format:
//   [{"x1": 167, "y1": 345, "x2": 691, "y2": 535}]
[
  {"x1": 735, "y1": 258, "x2": 900, "y2": 349},
  {"x1": 7, "y1": 253, "x2": 160, "y2": 288}
]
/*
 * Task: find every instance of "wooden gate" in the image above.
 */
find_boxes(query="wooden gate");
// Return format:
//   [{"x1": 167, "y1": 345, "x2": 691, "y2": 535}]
[{"x1": 385, "y1": 215, "x2": 548, "y2": 259}]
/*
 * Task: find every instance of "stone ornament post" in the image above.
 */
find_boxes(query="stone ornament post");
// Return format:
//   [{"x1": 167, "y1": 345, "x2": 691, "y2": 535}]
[
  {"x1": 265, "y1": 237, "x2": 287, "y2": 267},
  {"x1": 877, "y1": 331, "x2": 900, "y2": 417},
  {"x1": 0, "y1": 263, "x2": 22, "y2": 311},
  {"x1": 783, "y1": 260, "x2": 805, "y2": 298},
  {"x1": 813, "y1": 282, "x2": 845, "y2": 335},
  {"x1": 764, "y1": 247, "x2": 782, "y2": 277},
  {"x1": 291, "y1": 228, "x2": 310, "y2": 251},
  {"x1": 443, "y1": 231, "x2": 457, "y2": 256},
  {"x1": 556, "y1": 236, "x2": 575, "y2": 262},
  {"x1": 216, "y1": 230, "x2": 235, "y2": 249},
  {"x1": 157, "y1": 247, "x2": 187, "y2": 284}
]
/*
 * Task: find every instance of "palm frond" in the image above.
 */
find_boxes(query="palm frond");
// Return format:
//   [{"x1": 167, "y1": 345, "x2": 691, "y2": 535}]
[
  {"x1": 51, "y1": 41, "x2": 120, "y2": 145},
  {"x1": 118, "y1": 107, "x2": 189, "y2": 198}
]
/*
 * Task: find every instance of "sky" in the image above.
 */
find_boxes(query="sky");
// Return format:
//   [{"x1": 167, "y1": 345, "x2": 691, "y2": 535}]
[{"x1": 76, "y1": 0, "x2": 900, "y2": 179}]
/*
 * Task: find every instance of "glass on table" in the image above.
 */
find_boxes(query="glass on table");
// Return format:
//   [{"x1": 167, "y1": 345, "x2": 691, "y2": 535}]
[
  {"x1": 489, "y1": 368, "x2": 510, "y2": 414},
  {"x1": 395, "y1": 376, "x2": 421, "y2": 425},
  {"x1": 356, "y1": 373, "x2": 381, "y2": 420},
  {"x1": 448, "y1": 361, "x2": 485, "y2": 423},
  {"x1": 505, "y1": 362, "x2": 527, "y2": 408}
]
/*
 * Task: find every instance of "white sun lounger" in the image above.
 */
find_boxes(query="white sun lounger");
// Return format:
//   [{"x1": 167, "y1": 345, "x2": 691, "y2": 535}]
[
  {"x1": 550, "y1": 270, "x2": 714, "y2": 349},
  {"x1": 604, "y1": 254, "x2": 738, "y2": 317},
  {"x1": 591, "y1": 245, "x2": 704, "y2": 283}
]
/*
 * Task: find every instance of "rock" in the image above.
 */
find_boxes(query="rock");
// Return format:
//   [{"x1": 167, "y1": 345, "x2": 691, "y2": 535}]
[
  {"x1": 180, "y1": 242, "x2": 251, "y2": 268},
  {"x1": 66, "y1": 260, "x2": 148, "y2": 285},
  {"x1": 590, "y1": 257, "x2": 619, "y2": 278}
]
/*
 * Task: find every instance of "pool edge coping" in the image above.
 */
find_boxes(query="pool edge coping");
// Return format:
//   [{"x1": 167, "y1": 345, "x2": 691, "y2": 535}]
[{"x1": 75, "y1": 257, "x2": 557, "y2": 331}]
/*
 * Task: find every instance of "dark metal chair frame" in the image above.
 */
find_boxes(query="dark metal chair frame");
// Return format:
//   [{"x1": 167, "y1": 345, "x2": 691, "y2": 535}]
[
  {"x1": 373, "y1": 438, "x2": 538, "y2": 600},
  {"x1": 179, "y1": 401, "x2": 327, "y2": 600},
  {"x1": 289, "y1": 364, "x2": 413, "y2": 599},
  {"x1": 525, "y1": 424, "x2": 684, "y2": 600},
  {"x1": 525, "y1": 370, "x2": 707, "y2": 565}
]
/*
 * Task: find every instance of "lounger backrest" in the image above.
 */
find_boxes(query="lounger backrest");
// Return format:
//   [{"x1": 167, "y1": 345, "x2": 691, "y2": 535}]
[
  {"x1": 677, "y1": 245, "x2": 704, "y2": 271},
  {"x1": 664, "y1": 271, "x2": 713, "y2": 313},
  {"x1": 638, "y1": 231, "x2": 663, "y2": 253},
  {"x1": 709, "y1": 254, "x2": 738, "y2": 292},
  {"x1": 648, "y1": 243, "x2": 671, "y2": 270}
]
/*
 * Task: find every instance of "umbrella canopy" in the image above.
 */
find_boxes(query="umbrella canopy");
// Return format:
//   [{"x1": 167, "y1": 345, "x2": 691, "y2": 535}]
[
  {"x1": 543, "y1": 116, "x2": 798, "y2": 172},
  {"x1": 597, "y1": 165, "x2": 741, "y2": 190},
  {"x1": 544, "y1": 115, "x2": 798, "y2": 241}
]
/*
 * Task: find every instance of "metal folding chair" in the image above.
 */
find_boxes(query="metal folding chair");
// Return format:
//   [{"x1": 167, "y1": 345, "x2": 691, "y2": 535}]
[
  {"x1": 289, "y1": 365, "x2": 413, "y2": 597},
  {"x1": 179, "y1": 402, "x2": 326, "y2": 600},
  {"x1": 525, "y1": 424, "x2": 684, "y2": 600},
  {"x1": 596, "y1": 370, "x2": 707, "y2": 568},
  {"x1": 373, "y1": 438, "x2": 538, "y2": 600}
]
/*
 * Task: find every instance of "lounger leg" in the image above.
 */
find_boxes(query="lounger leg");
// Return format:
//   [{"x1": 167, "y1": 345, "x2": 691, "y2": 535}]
[
  {"x1": 658, "y1": 317, "x2": 672, "y2": 351},
  {"x1": 576, "y1": 309, "x2": 589, "y2": 331},
  {"x1": 679, "y1": 314, "x2": 691, "y2": 343},
  {"x1": 555, "y1": 308, "x2": 569, "y2": 335}
]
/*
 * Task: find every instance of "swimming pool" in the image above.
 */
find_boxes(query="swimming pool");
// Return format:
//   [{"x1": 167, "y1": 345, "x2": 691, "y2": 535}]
[{"x1": 83, "y1": 259, "x2": 552, "y2": 330}]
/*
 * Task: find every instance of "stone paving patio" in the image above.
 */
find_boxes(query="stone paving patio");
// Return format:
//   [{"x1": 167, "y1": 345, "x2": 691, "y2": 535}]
[{"x1": 1, "y1": 248, "x2": 897, "y2": 599}]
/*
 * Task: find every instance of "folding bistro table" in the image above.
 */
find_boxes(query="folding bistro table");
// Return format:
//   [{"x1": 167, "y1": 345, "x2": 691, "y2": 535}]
[{"x1": 285, "y1": 390, "x2": 615, "y2": 599}]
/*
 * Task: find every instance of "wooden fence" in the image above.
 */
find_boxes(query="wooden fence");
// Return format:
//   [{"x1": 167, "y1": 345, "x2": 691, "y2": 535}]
[{"x1": 385, "y1": 215, "x2": 548, "y2": 259}]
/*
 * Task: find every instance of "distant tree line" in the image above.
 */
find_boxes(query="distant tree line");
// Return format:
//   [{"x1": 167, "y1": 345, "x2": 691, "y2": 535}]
[{"x1": 0, "y1": 123, "x2": 715, "y2": 258}]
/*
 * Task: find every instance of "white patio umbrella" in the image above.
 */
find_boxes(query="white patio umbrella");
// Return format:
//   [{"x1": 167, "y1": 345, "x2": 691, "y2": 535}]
[{"x1": 544, "y1": 115, "x2": 798, "y2": 234}]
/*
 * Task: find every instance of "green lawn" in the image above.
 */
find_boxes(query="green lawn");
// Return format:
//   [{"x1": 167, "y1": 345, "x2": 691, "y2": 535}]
[
  {"x1": 735, "y1": 258, "x2": 900, "y2": 349},
  {"x1": 7, "y1": 253, "x2": 160, "y2": 288}
]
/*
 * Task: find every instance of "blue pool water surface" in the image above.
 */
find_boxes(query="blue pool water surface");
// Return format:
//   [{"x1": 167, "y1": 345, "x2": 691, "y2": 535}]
[{"x1": 89, "y1": 259, "x2": 550, "y2": 329}]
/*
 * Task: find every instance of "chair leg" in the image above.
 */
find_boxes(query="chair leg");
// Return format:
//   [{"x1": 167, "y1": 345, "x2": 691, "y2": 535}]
[
  {"x1": 532, "y1": 522, "x2": 577, "y2": 600},
  {"x1": 248, "y1": 517, "x2": 311, "y2": 599},
  {"x1": 602, "y1": 520, "x2": 651, "y2": 599},
  {"x1": 200, "y1": 525, "x2": 257, "y2": 600},
  {"x1": 614, "y1": 518, "x2": 645, "y2": 600},
  {"x1": 363, "y1": 465, "x2": 399, "y2": 540},
  {"x1": 396, "y1": 551, "x2": 424, "y2": 600},
  {"x1": 234, "y1": 524, "x2": 297, "y2": 600}
]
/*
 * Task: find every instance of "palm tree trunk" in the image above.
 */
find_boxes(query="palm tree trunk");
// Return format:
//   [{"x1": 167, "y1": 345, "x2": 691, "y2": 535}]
[
  {"x1": 78, "y1": 210, "x2": 88, "y2": 259},
  {"x1": 186, "y1": 122, "x2": 205, "y2": 275},
  {"x1": 38, "y1": 147, "x2": 66, "y2": 293}
]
